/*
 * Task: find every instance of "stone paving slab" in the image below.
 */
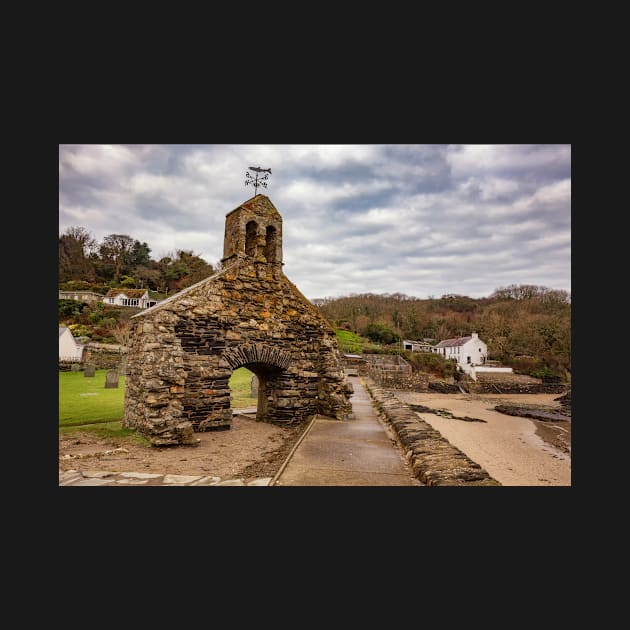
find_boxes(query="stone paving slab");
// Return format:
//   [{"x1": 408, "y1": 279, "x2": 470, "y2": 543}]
[
  {"x1": 71, "y1": 478, "x2": 117, "y2": 486},
  {"x1": 162, "y1": 474, "x2": 203, "y2": 484},
  {"x1": 82, "y1": 471, "x2": 115, "y2": 478},
  {"x1": 59, "y1": 470, "x2": 272, "y2": 487},
  {"x1": 118, "y1": 472, "x2": 163, "y2": 479}
]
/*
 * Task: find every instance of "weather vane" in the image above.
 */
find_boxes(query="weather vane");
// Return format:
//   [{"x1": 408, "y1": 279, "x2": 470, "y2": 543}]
[{"x1": 245, "y1": 166, "x2": 272, "y2": 195}]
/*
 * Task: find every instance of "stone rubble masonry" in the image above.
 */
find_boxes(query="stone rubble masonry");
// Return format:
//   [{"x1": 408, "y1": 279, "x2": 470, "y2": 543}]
[
  {"x1": 363, "y1": 379, "x2": 501, "y2": 486},
  {"x1": 122, "y1": 195, "x2": 352, "y2": 446}
]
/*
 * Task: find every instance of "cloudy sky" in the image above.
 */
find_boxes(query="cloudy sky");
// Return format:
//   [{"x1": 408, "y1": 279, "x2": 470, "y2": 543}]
[{"x1": 58, "y1": 144, "x2": 571, "y2": 301}]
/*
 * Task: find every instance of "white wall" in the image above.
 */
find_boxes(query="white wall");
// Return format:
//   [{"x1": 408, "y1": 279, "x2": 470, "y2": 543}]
[
  {"x1": 458, "y1": 337, "x2": 487, "y2": 367},
  {"x1": 102, "y1": 292, "x2": 149, "y2": 308},
  {"x1": 463, "y1": 365, "x2": 513, "y2": 380},
  {"x1": 59, "y1": 329, "x2": 83, "y2": 361}
]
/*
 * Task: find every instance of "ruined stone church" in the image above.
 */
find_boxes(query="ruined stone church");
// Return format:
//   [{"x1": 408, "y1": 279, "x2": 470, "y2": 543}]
[{"x1": 122, "y1": 194, "x2": 352, "y2": 446}]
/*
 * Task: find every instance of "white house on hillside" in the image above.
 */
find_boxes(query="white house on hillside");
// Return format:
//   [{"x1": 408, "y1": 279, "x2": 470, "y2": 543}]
[
  {"x1": 433, "y1": 332, "x2": 487, "y2": 368},
  {"x1": 59, "y1": 326, "x2": 84, "y2": 362},
  {"x1": 103, "y1": 289, "x2": 157, "y2": 309}
]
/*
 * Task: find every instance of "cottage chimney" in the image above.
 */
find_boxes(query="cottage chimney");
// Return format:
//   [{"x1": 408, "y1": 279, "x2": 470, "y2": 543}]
[{"x1": 471, "y1": 332, "x2": 478, "y2": 339}]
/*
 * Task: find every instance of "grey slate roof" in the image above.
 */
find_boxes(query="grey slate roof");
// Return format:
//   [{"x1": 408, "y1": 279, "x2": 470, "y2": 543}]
[{"x1": 435, "y1": 336, "x2": 473, "y2": 348}]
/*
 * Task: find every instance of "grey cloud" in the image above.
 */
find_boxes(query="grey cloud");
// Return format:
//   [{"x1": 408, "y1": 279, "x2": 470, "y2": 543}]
[{"x1": 59, "y1": 144, "x2": 571, "y2": 300}]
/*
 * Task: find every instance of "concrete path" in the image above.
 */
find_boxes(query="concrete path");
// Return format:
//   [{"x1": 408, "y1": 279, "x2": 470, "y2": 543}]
[{"x1": 272, "y1": 376, "x2": 420, "y2": 486}]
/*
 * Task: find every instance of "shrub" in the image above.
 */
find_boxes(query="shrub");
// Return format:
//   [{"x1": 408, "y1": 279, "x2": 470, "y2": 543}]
[{"x1": 404, "y1": 351, "x2": 455, "y2": 379}]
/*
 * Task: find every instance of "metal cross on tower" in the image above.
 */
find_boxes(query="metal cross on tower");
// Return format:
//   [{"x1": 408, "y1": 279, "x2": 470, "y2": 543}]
[{"x1": 245, "y1": 166, "x2": 272, "y2": 195}]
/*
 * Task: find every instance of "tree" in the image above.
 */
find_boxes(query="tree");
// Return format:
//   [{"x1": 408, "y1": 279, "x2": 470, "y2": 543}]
[
  {"x1": 99, "y1": 234, "x2": 136, "y2": 282},
  {"x1": 111, "y1": 320, "x2": 132, "y2": 347},
  {"x1": 133, "y1": 264, "x2": 162, "y2": 291},
  {"x1": 129, "y1": 240, "x2": 152, "y2": 267},
  {"x1": 158, "y1": 250, "x2": 214, "y2": 292},
  {"x1": 59, "y1": 227, "x2": 97, "y2": 282}
]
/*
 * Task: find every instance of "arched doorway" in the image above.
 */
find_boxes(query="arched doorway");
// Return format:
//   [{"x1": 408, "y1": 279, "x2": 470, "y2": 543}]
[
  {"x1": 230, "y1": 362, "x2": 285, "y2": 422},
  {"x1": 223, "y1": 343, "x2": 293, "y2": 423}
]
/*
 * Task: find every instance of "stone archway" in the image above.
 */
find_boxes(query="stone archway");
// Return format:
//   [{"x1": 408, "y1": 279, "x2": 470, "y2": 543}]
[{"x1": 223, "y1": 343, "x2": 292, "y2": 423}]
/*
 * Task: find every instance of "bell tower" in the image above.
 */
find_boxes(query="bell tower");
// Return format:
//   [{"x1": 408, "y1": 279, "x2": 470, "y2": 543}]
[{"x1": 222, "y1": 194, "x2": 283, "y2": 266}]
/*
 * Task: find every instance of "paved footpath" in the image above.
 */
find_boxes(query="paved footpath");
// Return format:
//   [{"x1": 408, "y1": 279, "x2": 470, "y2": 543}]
[
  {"x1": 272, "y1": 376, "x2": 420, "y2": 486},
  {"x1": 59, "y1": 377, "x2": 420, "y2": 487}
]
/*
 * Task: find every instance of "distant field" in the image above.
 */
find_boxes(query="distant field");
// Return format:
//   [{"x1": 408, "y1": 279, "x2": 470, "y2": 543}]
[
  {"x1": 59, "y1": 366, "x2": 258, "y2": 430},
  {"x1": 336, "y1": 329, "x2": 382, "y2": 354}
]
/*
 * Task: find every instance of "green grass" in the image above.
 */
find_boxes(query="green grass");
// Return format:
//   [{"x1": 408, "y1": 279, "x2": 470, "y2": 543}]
[
  {"x1": 230, "y1": 367, "x2": 257, "y2": 408},
  {"x1": 59, "y1": 366, "x2": 257, "y2": 436},
  {"x1": 59, "y1": 420, "x2": 149, "y2": 445},
  {"x1": 59, "y1": 369, "x2": 126, "y2": 427},
  {"x1": 336, "y1": 329, "x2": 363, "y2": 353},
  {"x1": 336, "y1": 329, "x2": 384, "y2": 354}
]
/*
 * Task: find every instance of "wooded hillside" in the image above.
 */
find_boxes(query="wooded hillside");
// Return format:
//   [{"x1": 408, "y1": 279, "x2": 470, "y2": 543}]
[
  {"x1": 314, "y1": 285, "x2": 571, "y2": 380},
  {"x1": 59, "y1": 226, "x2": 215, "y2": 296}
]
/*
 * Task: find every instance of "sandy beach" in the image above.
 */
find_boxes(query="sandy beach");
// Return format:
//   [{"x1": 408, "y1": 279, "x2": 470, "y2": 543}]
[{"x1": 392, "y1": 392, "x2": 571, "y2": 486}]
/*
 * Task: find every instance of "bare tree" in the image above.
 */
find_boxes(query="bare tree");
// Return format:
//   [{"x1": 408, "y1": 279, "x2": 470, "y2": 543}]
[{"x1": 111, "y1": 320, "x2": 132, "y2": 347}]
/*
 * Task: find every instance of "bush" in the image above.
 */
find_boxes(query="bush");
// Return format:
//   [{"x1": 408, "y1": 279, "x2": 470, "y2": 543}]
[
  {"x1": 88, "y1": 311, "x2": 104, "y2": 324},
  {"x1": 362, "y1": 323, "x2": 401, "y2": 345},
  {"x1": 404, "y1": 351, "x2": 455, "y2": 378},
  {"x1": 59, "y1": 299, "x2": 85, "y2": 319}
]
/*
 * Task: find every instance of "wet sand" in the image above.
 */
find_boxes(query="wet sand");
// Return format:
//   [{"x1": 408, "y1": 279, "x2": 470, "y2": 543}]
[{"x1": 392, "y1": 392, "x2": 571, "y2": 486}]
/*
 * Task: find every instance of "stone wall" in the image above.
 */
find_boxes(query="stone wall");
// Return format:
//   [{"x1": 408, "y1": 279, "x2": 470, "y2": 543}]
[
  {"x1": 364, "y1": 354, "x2": 416, "y2": 389},
  {"x1": 83, "y1": 343, "x2": 127, "y2": 372},
  {"x1": 465, "y1": 381, "x2": 566, "y2": 394},
  {"x1": 59, "y1": 361, "x2": 80, "y2": 372},
  {"x1": 364, "y1": 379, "x2": 500, "y2": 486}
]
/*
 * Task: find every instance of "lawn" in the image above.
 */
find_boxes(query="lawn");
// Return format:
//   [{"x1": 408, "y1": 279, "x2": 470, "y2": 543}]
[
  {"x1": 59, "y1": 369, "x2": 127, "y2": 427},
  {"x1": 59, "y1": 367, "x2": 257, "y2": 432},
  {"x1": 228, "y1": 367, "x2": 257, "y2": 408}
]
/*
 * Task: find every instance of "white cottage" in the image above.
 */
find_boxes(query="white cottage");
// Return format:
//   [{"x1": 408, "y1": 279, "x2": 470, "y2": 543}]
[
  {"x1": 59, "y1": 326, "x2": 84, "y2": 362},
  {"x1": 433, "y1": 332, "x2": 487, "y2": 368},
  {"x1": 103, "y1": 289, "x2": 157, "y2": 309}
]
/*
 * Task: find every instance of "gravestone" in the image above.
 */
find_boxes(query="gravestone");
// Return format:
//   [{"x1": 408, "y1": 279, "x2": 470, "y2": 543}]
[
  {"x1": 84, "y1": 363, "x2": 95, "y2": 377},
  {"x1": 105, "y1": 370, "x2": 119, "y2": 388},
  {"x1": 251, "y1": 374, "x2": 259, "y2": 397},
  {"x1": 70, "y1": 363, "x2": 81, "y2": 372}
]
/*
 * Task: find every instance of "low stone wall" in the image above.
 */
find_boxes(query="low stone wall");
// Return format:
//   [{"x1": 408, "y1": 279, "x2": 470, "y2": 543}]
[
  {"x1": 466, "y1": 381, "x2": 566, "y2": 394},
  {"x1": 59, "y1": 361, "x2": 81, "y2": 372},
  {"x1": 363, "y1": 379, "x2": 500, "y2": 486},
  {"x1": 369, "y1": 370, "x2": 430, "y2": 391},
  {"x1": 428, "y1": 381, "x2": 463, "y2": 393},
  {"x1": 82, "y1": 343, "x2": 127, "y2": 372}
]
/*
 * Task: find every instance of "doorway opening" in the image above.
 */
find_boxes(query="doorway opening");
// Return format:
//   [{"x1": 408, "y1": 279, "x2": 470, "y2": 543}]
[{"x1": 228, "y1": 362, "x2": 284, "y2": 422}]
